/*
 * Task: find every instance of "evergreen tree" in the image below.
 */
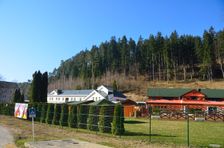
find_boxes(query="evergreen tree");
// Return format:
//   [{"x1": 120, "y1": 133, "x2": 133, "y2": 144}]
[
  {"x1": 77, "y1": 105, "x2": 89, "y2": 129},
  {"x1": 52, "y1": 104, "x2": 61, "y2": 125},
  {"x1": 20, "y1": 93, "x2": 24, "y2": 103},
  {"x1": 112, "y1": 104, "x2": 125, "y2": 135},
  {"x1": 68, "y1": 105, "x2": 77, "y2": 128},
  {"x1": 112, "y1": 80, "x2": 118, "y2": 91},
  {"x1": 87, "y1": 105, "x2": 99, "y2": 131},
  {"x1": 45, "y1": 103, "x2": 54, "y2": 124},
  {"x1": 30, "y1": 71, "x2": 38, "y2": 102},
  {"x1": 47, "y1": 27, "x2": 224, "y2": 82},
  {"x1": 41, "y1": 72, "x2": 48, "y2": 102},
  {"x1": 99, "y1": 105, "x2": 111, "y2": 133},
  {"x1": 217, "y1": 30, "x2": 224, "y2": 78},
  {"x1": 13, "y1": 89, "x2": 19, "y2": 103},
  {"x1": 13, "y1": 89, "x2": 22, "y2": 103},
  {"x1": 40, "y1": 103, "x2": 47, "y2": 123},
  {"x1": 36, "y1": 103, "x2": 42, "y2": 122},
  {"x1": 30, "y1": 71, "x2": 48, "y2": 102},
  {"x1": 59, "y1": 104, "x2": 68, "y2": 126}
]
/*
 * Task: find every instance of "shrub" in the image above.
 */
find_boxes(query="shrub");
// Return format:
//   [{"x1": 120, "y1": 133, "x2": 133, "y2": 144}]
[
  {"x1": 45, "y1": 103, "x2": 54, "y2": 124},
  {"x1": 77, "y1": 105, "x2": 89, "y2": 129},
  {"x1": 8, "y1": 103, "x2": 15, "y2": 116},
  {"x1": 68, "y1": 105, "x2": 77, "y2": 128},
  {"x1": 99, "y1": 105, "x2": 111, "y2": 133},
  {"x1": 31, "y1": 103, "x2": 38, "y2": 121},
  {"x1": 112, "y1": 104, "x2": 125, "y2": 135},
  {"x1": 87, "y1": 105, "x2": 99, "y2": 131},
  {"x1": 59, "y1": 104, "x2": 68, "y2": 126},
  {"x1": 3, "y1": 104, "x2": 12, "y2": 116},
  {"x1": 36, "y1": 103, "x2": 42, "y2": 121},
  {"x1": 40, "y1": 103, "x2": 47, "y2": 123},
  {"x1": 0, "y1": 104, "x2": 3, "y2": 114},
  {"x1": 52, "y1": 104, "x2": 61, "y2": 125}
]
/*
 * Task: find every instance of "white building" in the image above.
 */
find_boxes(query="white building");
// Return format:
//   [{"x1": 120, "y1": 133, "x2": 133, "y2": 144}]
[{"x1": 47, "y1": 85, "x2": 126, "y2": 104}]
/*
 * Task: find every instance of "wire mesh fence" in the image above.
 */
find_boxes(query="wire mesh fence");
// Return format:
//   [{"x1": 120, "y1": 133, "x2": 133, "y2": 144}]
[{"x1": 28, "y1": 103, "x2": 125, "y2": 136}]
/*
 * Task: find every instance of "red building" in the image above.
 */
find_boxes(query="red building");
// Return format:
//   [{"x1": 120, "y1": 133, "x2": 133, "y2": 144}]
[{"x1": 147, "y1": 88, "x2": 224, "y2": 111}]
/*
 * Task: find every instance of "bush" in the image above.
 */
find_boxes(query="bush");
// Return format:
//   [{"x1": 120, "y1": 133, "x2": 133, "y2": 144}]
[
  {"x1": 77, "y1": 105, "x2": 89, "y2": 129},
  {"x1": 99, "y1": 105, "x2": 111, "y2": 133},
  {"x1": 2, "y1": 104, "x2": 13, "y2": 116},
  {"x1": 52, "y1": 104, "x2": 61, "y2": 125},
  {"x1": 59, "y1": 104, "x2": 68, "y2": 126},
  {"x1": 8, "y1": 103, "x2": 15, "y2": 116},
  {"x1": 68, "y1": 105, "x2": 77, "y2": 128},
  {"x1": 36, "y1": 103, "x2": 42, "y2": 121},
  {"x1": 112, "y1": 104, "x2": 125, "y2": 135},
  {"x1": 0, "y1": 104, "x2": 3, "y2": 114},
  {"x1": 87, "y1": 105, "x2": 99, "y2": 131},
  {"x1": 45, "y1": 103, "x2": 54, "y2": 124},
  {"x1": 40, "y1": 103, "x2": 47, "y2": 123},
  {"x1": 31, "y1": 103, "x2": 38, "y2": 121}
]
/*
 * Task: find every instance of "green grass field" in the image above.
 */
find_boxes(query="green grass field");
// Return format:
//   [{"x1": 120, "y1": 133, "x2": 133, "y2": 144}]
[{"x1": 124, "y1": 118, "x2": 224, "y2": 147}]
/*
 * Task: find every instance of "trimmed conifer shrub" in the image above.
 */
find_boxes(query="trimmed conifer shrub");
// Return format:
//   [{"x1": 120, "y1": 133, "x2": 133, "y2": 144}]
[
  {"x1": 52, "y1": 104, "x2": 61, "y2": 125},
  {"x1": 1, "y1": 104, "x2": 6, "y2": 115},
  {"x1": 68, "y1": 105, "x2": 77, "y2": 128},
  {"x1": 36, "y1": 103, "x2": 42, "y2": 121},
  {"x1": 8, "y1": 103, "x2": 15, "y2": 116},
  {"x1": 40, "y1": 103, "x2": 47, "y2": 123},
  {"x1": 27, "y1": 103, "x2": 34, "y2": 121},
  {"x1": 0, "y1": 104, "x2": 2, "y2": 114},
  {"x1": 77, "y1": 105, "x2": 89, "y2": 129},
  {"x1": 99, "y1": 105, "x2": 111, "y2": 133},
  {"x1": 4, "y1": 104, "x2": 12, "y2": 116},
  {"x1": 59, "y1": 104, "x2": 68, "y2": 126},
  {"x1": 87, "y1": 105, "x2": 99, "y2": 131},
  {"x1": 32, "y1": 103, "x2": 38, "y2": 121},
  {"x1": 112, "y1": 104, "x2": 125, "y2": 135},
  {"x1": 45, "y1": 103, "x2": 54, "y2": 124}
]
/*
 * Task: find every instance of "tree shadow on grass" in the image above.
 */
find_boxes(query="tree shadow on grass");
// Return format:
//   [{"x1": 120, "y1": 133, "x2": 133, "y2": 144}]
[
  {"x1": 124, "y1": 131, "x2": 176, "y2": 138},
  {"x1": 124, "y1": 120, "x2": 147, "y2": 124}
]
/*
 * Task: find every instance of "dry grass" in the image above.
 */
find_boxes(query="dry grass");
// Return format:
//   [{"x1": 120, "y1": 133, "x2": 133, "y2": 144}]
[
  {"x1": 0, "y1": 115, "x2": 171, "y2": 148},
  {"x1": 124, "y1": 80, "x2": 224, "y2": 101}
]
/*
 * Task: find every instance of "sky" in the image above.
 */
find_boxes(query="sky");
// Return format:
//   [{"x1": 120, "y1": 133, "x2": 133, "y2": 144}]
[{"x1": 0, "y1": 0, "x2": 223, "y2": 82}]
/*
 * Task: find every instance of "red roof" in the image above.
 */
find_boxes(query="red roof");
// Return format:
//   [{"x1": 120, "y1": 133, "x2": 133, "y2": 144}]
[{"x1": 146, "y1": 99, "x2": 224, "y2": 106}]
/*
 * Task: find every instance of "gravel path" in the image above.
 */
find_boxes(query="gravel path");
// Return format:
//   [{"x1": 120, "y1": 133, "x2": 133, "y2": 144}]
[
  {"x1": 0, "y1": 125, "x2": 15, "y2": 147},
  {"x1": 25, "y1": 139, "x2": 111, "y2": 148}
]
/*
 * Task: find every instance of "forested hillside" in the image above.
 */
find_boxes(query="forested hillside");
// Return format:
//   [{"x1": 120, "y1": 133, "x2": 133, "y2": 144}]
[{"x1": 48, "y1": 27, "x2": 224, "y2": 92}]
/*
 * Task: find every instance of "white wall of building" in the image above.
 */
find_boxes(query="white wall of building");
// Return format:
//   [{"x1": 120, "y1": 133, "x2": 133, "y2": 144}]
[
  {"x1": 85, "y1": 90, "x2": 105, "y2": 101},
  {"x1": 47, "y1": 95, "x2": 86, "y2": 104},
  {"x1": 97, "y1": 85, "x2": 113, "y2": 95},
  {"x1": 47, "y1": 85, "x2": 126, "y2": 104}
]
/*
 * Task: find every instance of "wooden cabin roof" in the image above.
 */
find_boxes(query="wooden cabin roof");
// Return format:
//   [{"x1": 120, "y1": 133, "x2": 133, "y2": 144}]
[
  {"x1": 147, "y1": 88, "x2": 192, "y2": 97},
  {"x1": 148, "y1": 88, "x2": 224, "y2": 99}
]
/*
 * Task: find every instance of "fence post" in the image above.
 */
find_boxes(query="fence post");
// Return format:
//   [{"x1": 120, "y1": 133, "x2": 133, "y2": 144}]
[
  {"x1": 120, "y1": 105, "x2": 122, "y2": 138},
  {"x1": 149, "y1": 105, "x2": 152, "y2": 143},
  {"x1": 186, "y1": 105, "x2": 190, "y2": 147}
]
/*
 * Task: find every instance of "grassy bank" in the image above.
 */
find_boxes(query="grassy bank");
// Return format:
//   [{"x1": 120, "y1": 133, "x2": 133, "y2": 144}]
[
  {"x1": 124, "y1": 118, "x2": 224, "y2": 147},
  {"x1": 0, "y1": 115, "x2": 223, "y2": 147}
]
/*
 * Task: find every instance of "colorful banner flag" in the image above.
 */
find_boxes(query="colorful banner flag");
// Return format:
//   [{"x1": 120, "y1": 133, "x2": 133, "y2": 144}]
[{"x1": 14, "y1": 103, "x2": 28, "y2": 119}]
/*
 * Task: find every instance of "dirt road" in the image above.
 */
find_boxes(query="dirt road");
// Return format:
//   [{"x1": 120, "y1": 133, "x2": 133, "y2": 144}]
[{"x1": 0, "y1": 125, "x2": 15, "y2": 147}]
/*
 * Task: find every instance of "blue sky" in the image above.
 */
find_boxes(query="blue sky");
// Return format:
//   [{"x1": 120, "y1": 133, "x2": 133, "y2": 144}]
[{"x1": 0, "y1": 0, "x2": 223, "y2": 82}]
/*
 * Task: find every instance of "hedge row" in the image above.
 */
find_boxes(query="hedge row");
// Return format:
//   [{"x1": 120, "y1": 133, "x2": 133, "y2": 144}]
[
  {"x1": 0, "y1": 103, "x2": 15, "y2": 116},
  {"x1": 0, "y1": 103, "x2": 125, "y2": 135}
]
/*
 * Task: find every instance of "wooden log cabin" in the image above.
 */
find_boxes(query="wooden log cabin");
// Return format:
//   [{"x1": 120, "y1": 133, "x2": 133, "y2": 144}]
[{"x1": 147, "y1": 88, "x2": 224, "y2": 112}]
